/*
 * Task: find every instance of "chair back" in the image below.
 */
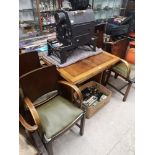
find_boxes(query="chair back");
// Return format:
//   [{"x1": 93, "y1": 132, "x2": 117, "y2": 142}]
[
  {"x1": 19, "y1": 51, "x2": 41, "y2": 77},
  {"x1": 111, "y1": 38, "x2": 129, "y2": 59},
  {"x1": 20, "y1": 65, "x2": 58, "y2": 102}
]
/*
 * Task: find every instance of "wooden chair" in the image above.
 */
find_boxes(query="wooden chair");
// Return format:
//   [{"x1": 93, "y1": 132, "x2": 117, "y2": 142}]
[
  {"x1": 103, "y1": 37, "x2": 129, "y2": 59},
  {"x1": 105, "y1": 59, "x2": 135, "y2": 102},
  {"x1": 19, "y1": 65, "x2": 85, "y2": 155},
  {"x1": 19, "y1": 50, "x2": 52, "y2": 154},
  {"x1": 19, "y1": 113, "x2": 49, "y2": 155},
  {"x1": 19, "y1": 51, "x2": 50, "y2": 113},
  {"x1": 19, "y1": 51, "x2": 43, "y2": 123}
]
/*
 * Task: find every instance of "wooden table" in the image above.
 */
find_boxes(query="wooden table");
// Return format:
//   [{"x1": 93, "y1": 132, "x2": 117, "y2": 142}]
[{"x1": 57, "y1": 51, "x2": 120, "y2": 85}]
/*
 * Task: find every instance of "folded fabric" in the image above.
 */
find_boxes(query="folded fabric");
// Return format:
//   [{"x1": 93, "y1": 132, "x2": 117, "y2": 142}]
[{"x1": 42, "y1": 46, "x2": 103, "y2": 68}]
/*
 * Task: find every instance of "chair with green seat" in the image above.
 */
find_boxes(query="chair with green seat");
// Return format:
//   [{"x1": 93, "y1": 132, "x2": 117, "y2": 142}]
[
  {"x1": 105, "y1": 58, "x2": 135, "y2": 102},
  {"x1": 19, "y1": 65, "x2": 85, "y2": 155},
  {"x1": 19, "y1": 51, "x2": 43, "y2": 131}
]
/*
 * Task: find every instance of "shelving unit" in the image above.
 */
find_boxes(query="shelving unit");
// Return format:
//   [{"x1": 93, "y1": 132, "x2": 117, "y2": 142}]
[
  {"x1": 19, "y1": 0, "x2": 59, "y2": 38},
  {"x1": 19, "y1": 0, "x2": 129, "y2": 38},
  {"x1": 91, "y1": 0, "x2": 128, "y2": 21},
  {"x1": 19, "y1": 8, "x2": 34, "y2": 12},
  {"x1": 19, "y1": 0, "x2": 37, "y2": 39},
  {"x1": 34, "y1": 0, "x2": 58, "y2": 33}
]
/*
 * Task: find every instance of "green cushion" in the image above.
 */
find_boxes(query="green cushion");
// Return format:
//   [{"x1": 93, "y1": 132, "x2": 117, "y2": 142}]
[
  {"x1": 36, "y1": 95, "x2": 83, "y2": 139},
  {"x1": 33, "y1": 90, "x2": 58, "y2": 107},
  {"x1": 112, "y1": 62, "x2": 135, "y2": 80},
  {"x1": 129, "y1": 64, "x2": 135, "y2": 81}
]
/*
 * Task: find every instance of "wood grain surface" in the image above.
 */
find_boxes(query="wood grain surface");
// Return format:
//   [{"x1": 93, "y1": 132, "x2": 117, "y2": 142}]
[{"x1": 57, "y1": 51, "x2": 120, "y2": 84}]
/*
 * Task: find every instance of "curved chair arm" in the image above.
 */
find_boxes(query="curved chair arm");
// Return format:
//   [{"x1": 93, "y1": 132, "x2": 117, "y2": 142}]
[
  {"x1": 58, "y1": 80, "x2": 83, "y2": 108},
  {"x1": 24, "y1": 97, "x2": 41, "y2": 127},
  {"x1": 19, "y1": 113, "x2": 38, "y2": 132},
  {"x1": 119, "y1": 59, "x2": 131, "y2": 78}
]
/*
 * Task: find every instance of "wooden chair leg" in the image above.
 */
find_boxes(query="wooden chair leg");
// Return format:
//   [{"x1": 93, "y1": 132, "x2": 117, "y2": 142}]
[
  {"x1": 123, "y1": 82, "x2": 132, "y2": 102},
  {"x1": 104, "y1": 70, "x2": 111, "y2": 86},
  {"x1": 45, "y1": 140, "x2": 54, "y2": 155},
  {"x1": 80, "y1": 114, "x2": 85, "y2": 136},
  {"x1": 114, "y1": 73, "x2": 118, "y2": 79},
  {"x1": 31, "y1": 131, "x2": 48, "y2": 155}
]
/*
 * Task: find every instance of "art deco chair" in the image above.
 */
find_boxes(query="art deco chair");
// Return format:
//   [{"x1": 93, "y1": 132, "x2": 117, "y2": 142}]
[
  {"x1": 103, "y1": 37, "x2": 129, "y2": 59},
  {"x1": 19, "y1": 65, "x2": 85, "y2": 155},
  {"x1": 19, "y1": 51, "x2": 44, "y2": 121},
  {"x1": 105, "y1": 57, "x2": 135, "y2": 102},
  {"x1": 19, "y1": 51, "x2": 50, "y2": 115}
]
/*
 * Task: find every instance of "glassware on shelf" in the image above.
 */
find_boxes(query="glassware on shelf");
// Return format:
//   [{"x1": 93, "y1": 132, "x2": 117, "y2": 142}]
[{"x1": 93, "y1": 0, "x2": 124, "y2": 21}]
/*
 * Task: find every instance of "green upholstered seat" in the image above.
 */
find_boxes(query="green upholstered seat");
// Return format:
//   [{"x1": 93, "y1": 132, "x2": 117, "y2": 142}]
[
  {"x1": 112, "y1": 62, "x2": 135, "y2": 80},
  {"x1": 36, "y1": 95, "x2": 83, "y2": 139},
  {"x1": 33, "y1": 90, "x2": 58, "y2": 107},
  {"x1": 129, "y1": 64, "x2": 135, "y2": 81}
]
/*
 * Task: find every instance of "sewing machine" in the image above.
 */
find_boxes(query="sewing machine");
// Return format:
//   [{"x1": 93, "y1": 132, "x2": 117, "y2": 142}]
[{"x1": 47, "y1": 1, "x2": 96, "y2": 63}]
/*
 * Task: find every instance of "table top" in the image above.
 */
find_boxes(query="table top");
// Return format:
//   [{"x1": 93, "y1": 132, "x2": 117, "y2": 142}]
[{"x1": 57, "y1": 51, "x2": 120, "y2": 84}]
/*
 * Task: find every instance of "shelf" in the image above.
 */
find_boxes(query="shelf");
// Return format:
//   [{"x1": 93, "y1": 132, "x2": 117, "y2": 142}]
[
  {"x1": 94, "y1": 7, "x2": 125, "y2": 12},
  {"x1": 120, "y1": 8, "x2": 126, "y2": 10},
  {"x1": 40, "y1": 10, "x2": 55, "y2": 13},
  {"x1": 20, "y1": 20, "x2": 38, "y2": 23},
  {"x1": 42, "y1": 23, "x2": 56, "y2": 27},
  {"x1": 94, "y1": 10, "x2": 105, "y2": 12},
  {"x1": 19, "y1": 8, "x2": 34, "y2": 12},
  {"x1": 19, "y1": 0, "x2": 58, "y2": 33}
]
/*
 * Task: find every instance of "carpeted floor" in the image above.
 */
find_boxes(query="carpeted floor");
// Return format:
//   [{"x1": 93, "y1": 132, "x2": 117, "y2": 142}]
[{"x1": 20, "y1": 76, "x2": 135, "y2": 155}]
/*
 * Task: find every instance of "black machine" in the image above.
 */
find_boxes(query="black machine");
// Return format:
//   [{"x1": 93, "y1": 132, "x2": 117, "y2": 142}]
[
  {"x1": 69, "y1": 0, "x2": 90, "y2": 10},
  {"x1": 47, "y1": 0, "x2": 96, "y2": 63}
]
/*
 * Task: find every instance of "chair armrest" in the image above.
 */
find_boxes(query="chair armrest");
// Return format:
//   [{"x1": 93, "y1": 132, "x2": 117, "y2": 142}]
[
  {"x1": 119, "y1": 59, "x2": 131, "y2": 78},
  {"x1": 19, "y1": 113, "x2": 38, "y2": 132},
  {"x1": 24, "y1": 97, "x2": 41, "y2": 127},
  {"x1": 58, "y1": 80, "x2": 83, "y2": 108}
]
